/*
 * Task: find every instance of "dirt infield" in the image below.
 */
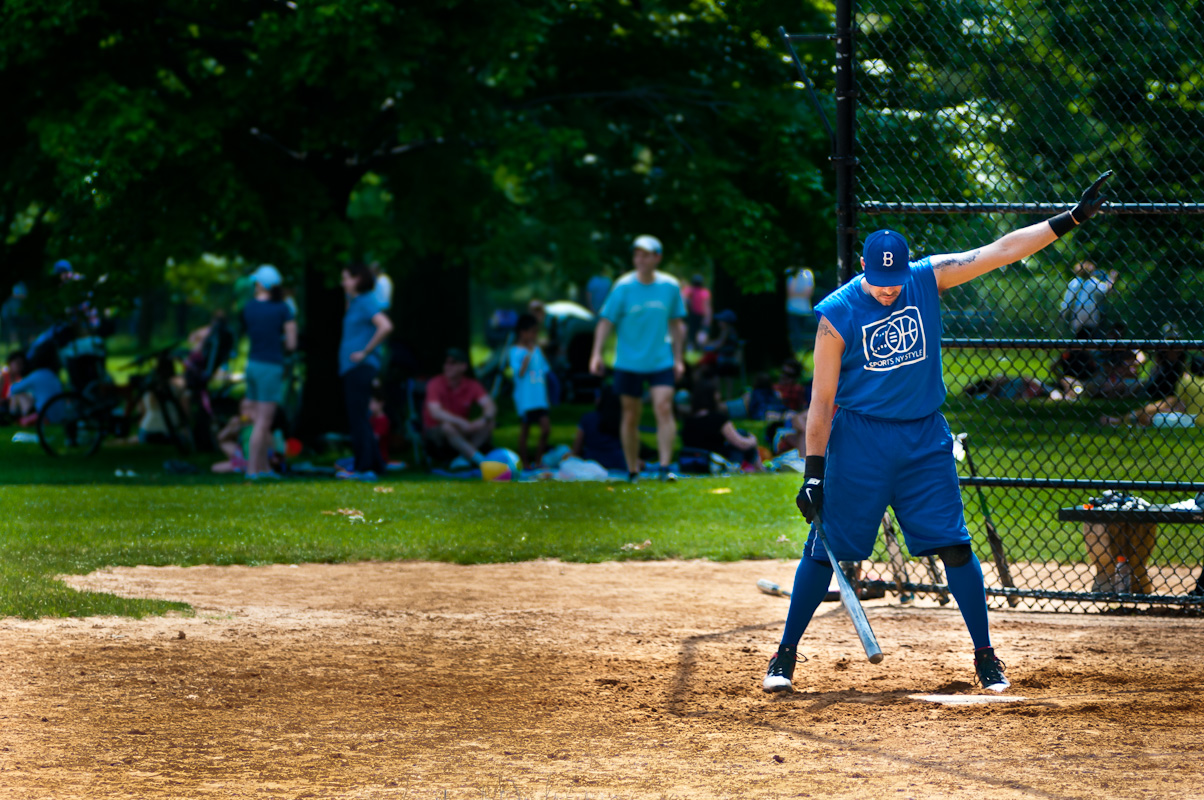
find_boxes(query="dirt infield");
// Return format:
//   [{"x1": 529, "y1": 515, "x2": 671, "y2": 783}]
[{"x1": 2, "y1": 560, "x2": 1203, "y2": 799}]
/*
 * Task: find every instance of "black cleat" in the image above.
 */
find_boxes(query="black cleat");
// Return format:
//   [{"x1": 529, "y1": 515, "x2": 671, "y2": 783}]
[
  {"x1": 763, "y1": 646, "x2": 798, "y2": 693},
  {"x1": 974, "y1": 647, "x2": 1010, "y2": 693}
]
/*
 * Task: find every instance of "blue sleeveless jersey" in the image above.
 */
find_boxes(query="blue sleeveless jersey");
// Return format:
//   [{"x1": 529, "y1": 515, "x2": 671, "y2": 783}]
[{"x1": 814, "y1": 258, "x2": 946, "y2": 420}]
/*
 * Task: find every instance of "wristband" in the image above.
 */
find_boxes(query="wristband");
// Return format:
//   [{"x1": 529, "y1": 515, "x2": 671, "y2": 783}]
[
  {"x1": 1048, "y1": 211, "x2": 1077, "y2": 238},
  {"x1": 804, "y1": 455, "x2": 826, "y2": 478}
]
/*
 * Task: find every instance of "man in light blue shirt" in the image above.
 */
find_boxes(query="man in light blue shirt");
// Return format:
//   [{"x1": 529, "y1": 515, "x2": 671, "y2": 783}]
[{"x1": 590, "y1": 235, "x2": 686, "y2": 481}]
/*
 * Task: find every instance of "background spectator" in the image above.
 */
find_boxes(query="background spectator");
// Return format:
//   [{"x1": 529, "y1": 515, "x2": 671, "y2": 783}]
[
  {"x1": 242, "y1": 265, "x2": 297, "y2": 479},
  {"x1": 1, "y1": 282, "x2": 29, "y2": 349},
  {"x1": 786, "y1": 267, "x2": 816, "y2": 354},
  {"x1": 338, "y1": 262, "x2": 393, "y2": 481},
  {"x1": 5, "y1": 351, "x2": 62, "y2": 426},
  {"x1": 681, "y1": 376, "x2": 763, "y2": 471},
  {"x1": 510, "y1": 313, "x2": 551, "y2": 468},
  {"x1": 370, "y1": 262, "x2": 393, "y2": 310},
  {"x1": 1061, "y1": 260, "x2": 1118, "y2": 337},
  {"x1": 701, "y1": 309, "x2": 742, "y2": 399},
  {"x1": 1142, "y1": 323, "x2": 1188, "y2": 402},
  {"x1": 571, "y1": 386, "x2": 648, "y2": 471},
  {"x1": 681, "y1": 274, "x2": 712, "y2": 351},
  {"x1": 773, "y1": 358, "x2": 810, "y2": 412},
  {"x1": 584, "y1": 271, "x2": 612, "y2": 316},
  {"x1": 423, "y1": 347, "x2": 496, "y2": 466},
  {"x1": 211, "y1": 398, "x2": 254, "y2": 473},
  {"x1": 589, "y1": 234, "x2": 686, "y2": 481}
]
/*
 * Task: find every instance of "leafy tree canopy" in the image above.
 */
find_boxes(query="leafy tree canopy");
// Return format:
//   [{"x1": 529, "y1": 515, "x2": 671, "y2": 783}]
[{"x1": 1, "y1": 0, "x2": 838, "y2": 310}]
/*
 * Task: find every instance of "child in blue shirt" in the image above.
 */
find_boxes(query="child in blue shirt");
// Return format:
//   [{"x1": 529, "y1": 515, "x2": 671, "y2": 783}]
[{"x1": 510, "y1": 313, "x2": 551, "y2": 469}]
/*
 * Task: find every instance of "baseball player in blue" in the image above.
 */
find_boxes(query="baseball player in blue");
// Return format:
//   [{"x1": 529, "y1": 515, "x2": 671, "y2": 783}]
[{"x1": 764, "y1": 172, "x2": 1112, "y2": 694}]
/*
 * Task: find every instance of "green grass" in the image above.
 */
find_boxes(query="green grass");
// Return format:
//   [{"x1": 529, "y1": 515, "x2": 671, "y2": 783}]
[
  {"x1": 1, "y1": 469, "x2": 804, "y2": 619},
  {"x1": 5, "y1": 357, "x2": 1203, "y2": 620}
]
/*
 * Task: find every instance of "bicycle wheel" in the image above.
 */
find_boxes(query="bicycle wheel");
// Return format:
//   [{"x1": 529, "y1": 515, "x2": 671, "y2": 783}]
[
  {"x1": 159, "y1": 391, "x2": 194, "y2": 456},
  {"x1": 37, "y1": 392, "x2": 106, "y2": 457}
]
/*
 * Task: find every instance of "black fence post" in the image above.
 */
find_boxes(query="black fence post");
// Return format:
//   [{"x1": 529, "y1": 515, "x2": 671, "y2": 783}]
[{"x1": 833, "y1": 0, "x2": 857, "y2": 286}]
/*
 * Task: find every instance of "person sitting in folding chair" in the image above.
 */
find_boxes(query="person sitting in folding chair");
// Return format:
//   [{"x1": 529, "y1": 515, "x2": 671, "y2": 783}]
[{"x1": 422, "y1": 348, "x2": 497, "y2": 467}]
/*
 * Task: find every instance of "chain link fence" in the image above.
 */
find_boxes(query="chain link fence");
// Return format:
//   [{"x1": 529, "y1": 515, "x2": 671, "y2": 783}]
[{"x1": 799, "y1": 0, "x2": 1204, "y2": 610}]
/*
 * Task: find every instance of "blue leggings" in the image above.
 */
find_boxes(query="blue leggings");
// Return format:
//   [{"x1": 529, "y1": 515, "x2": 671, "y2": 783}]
[{"x1": 779, "y1": 553, "x2": 992, "y2": 651}]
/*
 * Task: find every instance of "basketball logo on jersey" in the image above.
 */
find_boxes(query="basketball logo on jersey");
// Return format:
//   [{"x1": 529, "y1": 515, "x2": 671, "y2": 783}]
[{"x1": 861, "y1": 306, "x2": 926, "y2": 371}]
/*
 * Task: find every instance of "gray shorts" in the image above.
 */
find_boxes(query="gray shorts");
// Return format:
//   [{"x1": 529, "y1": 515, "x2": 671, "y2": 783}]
[{"x1": 246, "y1": 360, "x2": 285, "y2": 405}]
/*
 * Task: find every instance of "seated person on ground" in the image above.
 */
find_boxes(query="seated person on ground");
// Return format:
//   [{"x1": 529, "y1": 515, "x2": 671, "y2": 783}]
[
  {"x1": 211, "y1": 398, "x2": 255, "y2": 473},
  {"x1": 510, "y1": 312, "x2": 552, "y2": 468},
  {"x1": 772, "y1": 358, "x2": 811, "y2": 412},
  {"x1": 179, "y1": 310, "x2": 235, "y2": 408},
  {"x1": 422, "y1": 347, "x2": 496, "y2": 465},
  {"x1": 1089, "y1": 323, "x2": 1141, "y2": 399},
  {"x1": 572, "y1": 385, "x2": 648, "y2": 471},
  {"x1": 681, "y1": 376, "x2": 764, "y2": 472},
  {"x1": 766, "y1": 408, "x2": 809, "y2": 455},
  {"x1": 700, "y1": 309, "x2": 742, "y2": 397},
  {"x1": 1099, "y1": 362, "x2": 1204, "y2": 428},
  {"x1": 5, "y1": 352, "x2": 63, "y2": 426},
  {"x1": 1053, "y1": 329, "x2": 1100, "y2": 400},
  {"x1": 1138, "y1": 325, "x2": 1187, "y2": 402},
  {"x1": 127, "y1": 349, "x2": 185, "y2": 445},
  {"x1": 963, "y1": 375, "x2": 1055, "y2": 400},
  {"x1": 745, "y1": 372, "x2": 789, "y2": 421},
  {"x1": 369, "y1": 392, "x2": 393, "y2": 468}
]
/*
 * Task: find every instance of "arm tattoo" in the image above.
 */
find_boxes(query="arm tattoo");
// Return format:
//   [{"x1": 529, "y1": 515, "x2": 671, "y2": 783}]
[
  {"x1": 936, "y1": 249, "x2": 982, "y2": 271},
  {"x1": 817, "y1": 319, "x2": 838, "y2": 339}
]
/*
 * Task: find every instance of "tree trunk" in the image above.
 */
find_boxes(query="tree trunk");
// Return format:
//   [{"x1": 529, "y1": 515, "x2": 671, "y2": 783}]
[
  {"x1": 712, "y1": 267, "x2": 790, "y2": 375},
  {"x1": 136, "y1": 291, "x2": 156, "y2": 350},
  {"x1": 296, "y1": 266, "x2": 348, "y2": 442},
  {"x1": 391, "y1": 255, "x2": 471, "y2": 377}
]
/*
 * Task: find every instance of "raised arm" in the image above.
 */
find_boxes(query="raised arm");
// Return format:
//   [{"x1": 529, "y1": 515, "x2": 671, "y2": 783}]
[{"x1": 933, "y1": 172, "x2": 1112, "y2": 292}]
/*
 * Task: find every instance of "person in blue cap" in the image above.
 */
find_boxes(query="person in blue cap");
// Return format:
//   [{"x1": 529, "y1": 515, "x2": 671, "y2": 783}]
[
  {"x1": 241, "y1": 264, "x2": 297, "y2": 479},
  {"x1": 763, "y1": 172, "x2": 1113, "y2": 696}
]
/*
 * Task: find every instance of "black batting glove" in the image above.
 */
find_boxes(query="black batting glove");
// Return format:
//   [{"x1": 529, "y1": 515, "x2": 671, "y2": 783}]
[
  {"x1": 795, "y1": 456, "x2": 826, "y2": 522},
  {"x1": 1049, "y1": 171, "x2": 1113, "y2": 237}
]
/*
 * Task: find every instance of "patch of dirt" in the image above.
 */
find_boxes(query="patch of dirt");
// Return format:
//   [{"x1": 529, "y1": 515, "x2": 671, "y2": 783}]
[{"x1": 1, "y1": 559, "x2": 1203, "y2": 798}]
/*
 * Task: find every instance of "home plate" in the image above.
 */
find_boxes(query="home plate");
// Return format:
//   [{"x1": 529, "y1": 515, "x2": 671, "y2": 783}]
[{"x1": 909, "y1": 694, "x2": 1027, "y2": 706}]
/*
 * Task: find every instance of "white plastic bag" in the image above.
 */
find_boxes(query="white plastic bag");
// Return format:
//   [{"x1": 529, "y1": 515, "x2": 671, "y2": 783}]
[{"x1": 556, "y1": 456, "x2": 609, "y2": 481}]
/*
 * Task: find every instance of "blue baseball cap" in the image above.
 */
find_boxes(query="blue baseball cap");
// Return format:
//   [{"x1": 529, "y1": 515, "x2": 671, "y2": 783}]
[
  {"x1": 53, "y1": 259, "x2": 73, "y2": 275},
  {"x1": 251, "y1": 264, "x2": 282, "y2": 289},
  {"x1": 861, "y1": 230, "x2": 910, "y2": 287}
]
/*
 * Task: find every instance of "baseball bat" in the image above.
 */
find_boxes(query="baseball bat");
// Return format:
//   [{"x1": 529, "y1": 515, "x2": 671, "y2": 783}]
[
  {"x1": 957, "y1": 433, "x2": 1020, "y2": 607},
  {"x1": 757, "y1": 578, "x2": 791, "y2": 598},
  {"x1": 815, "y1": 512, "x2": 884, "y2": 664}
]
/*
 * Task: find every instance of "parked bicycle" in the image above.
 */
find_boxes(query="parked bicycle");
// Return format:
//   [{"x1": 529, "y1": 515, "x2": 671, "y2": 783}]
[{"x1": 37, "y1": 343, "x2": 192, "y2": 458}]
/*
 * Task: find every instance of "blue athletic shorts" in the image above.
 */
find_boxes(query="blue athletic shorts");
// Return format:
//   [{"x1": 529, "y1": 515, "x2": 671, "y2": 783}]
[
  {"x1": 804, "y1": 409, "x2": 969, "y2": 562},
  {"x1": 246, "y1": 360, "x2": 285, "y2": 405},
  {"x1": 613, "y1": 367, "x2": 675, "y2": 398}
]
